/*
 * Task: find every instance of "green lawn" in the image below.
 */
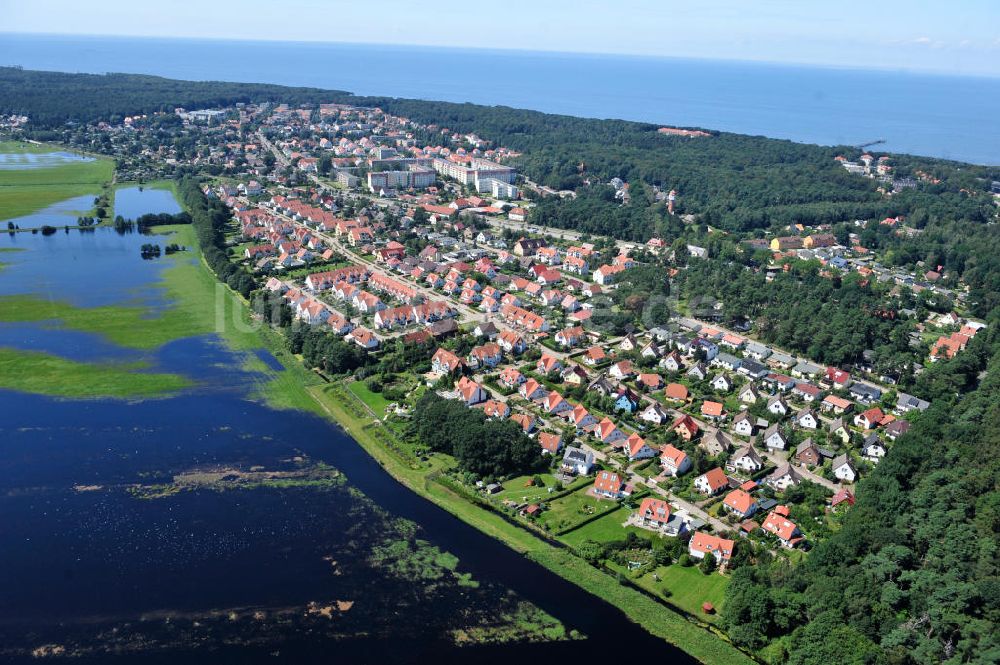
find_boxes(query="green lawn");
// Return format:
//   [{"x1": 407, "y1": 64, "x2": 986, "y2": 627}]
[
  {"x1": 491, "y1": 473, "x2": 563, "y2": 505},
  {"x1": 537, "y1": 484, "x2": 616, "y2": 533},
  {"x1": 0, "y1": 347, "x2": 191, "y2": 398},
  {"x1": 559, "y1": 505, "x2": 635, "y2": 546},
  {"x1": 634, "y1": 563, "x2": 730, "y2": 620},
  {"x1": 0, "y1": 141, "x2": 115, "y2": 221},
  {"x1": 348, "y1": 379, "x2": 392, "y2": 415}
]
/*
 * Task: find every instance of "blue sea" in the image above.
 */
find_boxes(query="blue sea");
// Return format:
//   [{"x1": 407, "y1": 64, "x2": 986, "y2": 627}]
[{"x1": 1, "y1": 33, "x2": 998, "y2": 165}]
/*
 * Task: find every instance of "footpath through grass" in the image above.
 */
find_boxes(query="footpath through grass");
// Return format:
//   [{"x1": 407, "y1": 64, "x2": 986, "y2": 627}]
[{"x1": 0, "y1": 141, "x2": 115, "y2": 221}]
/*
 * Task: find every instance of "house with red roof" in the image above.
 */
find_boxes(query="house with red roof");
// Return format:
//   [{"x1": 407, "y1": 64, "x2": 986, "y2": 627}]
[
  {"x1": 542, "y1": 391, "x2": 573, "y2": 416},
  {"x1": 672, "y1": 414, "x2": 701, "y2": 441},
  {"x1": 609, "y1": 360, "x2": 635, "y2": 380},
  {"x1": 519, "y1": 378, "x2": 548, "y2": 401},
  {"x1": 536, "y1": 354, "x2": 563, "y2": 375},
  {"x1": 701, "y1": 400, "x2": 725, "y2": 420},
  {"x1": 761, "y1": 511, "x2": 803, "y2": 548},
  {"x1": 538, "y1": 432, "x2": 563, "y2": 455},
  {"x1": 594, "y1": 417, "x2": 628, "y2": 446},
  {"x1": 593, "y1": 470, "x2": 626, "y2": 499},
  {"x1": 688, "y1": 532, "x2": 734, "y2": 565},
  {"x1": 824, "y1": 366, "x2": 852, "y2": 388},
  {"x1": 509, "y1": 412, "x2": 538, "y2": 434},
  {"x1": 468, "y1": 342, "x2": 503, "y2": 369},
  {"x1": 665, "y1": 382, "x2": 689, "y2": 402},
  {"x1": 431, "y1": 348, "x2": 464, "y2": 374},
  {"x1": 694, "y1": 467, "x2": 729, "y2": 495},
  {"x1": 554, "y1": 325, "x2": 585, "y2": 348},
  {"x1": 583, "y1": 345, "x2": 607, "y2": 365},
  {"x1": 638, "y1": 373, "x2": 664, "y2": 390},
  {"x1": 625, "y1": 433, "x2": 657, "y2": 461},
  {"x1": 723, "y1": 489, "x2": 759, "y2": 518},
  {"x1": 499, "y1": 366, "x2": 526, "y2": 389},
  {"x1": 854, "y1": 407, "x2": 884, "y2": 430},
  {"x1": 634, "y1": 497, "x2": 682, "y2": 534},
  {"x1": 659, "y1": 444, "x2": 691, "y2": 476},
  {"x1": 455, "y1": 377, "x2": 487, "y2": 405}
]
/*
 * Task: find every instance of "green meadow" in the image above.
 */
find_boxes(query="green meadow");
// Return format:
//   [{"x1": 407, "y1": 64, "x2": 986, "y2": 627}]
[
  {"x1": 0, "y1": 141, "x2": 114, "y2": 221},
  {"x1": 0, "y1": 224, "x2": 321, "y2": 407},
  {"x1": 0, "y1": 347, "x2": 191, "y2": 398}
]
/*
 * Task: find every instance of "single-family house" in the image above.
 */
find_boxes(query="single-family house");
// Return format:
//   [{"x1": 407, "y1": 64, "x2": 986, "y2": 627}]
[
  {"x1": 694, "y1": 467, "x2": 729, "y2": 496},
  {"x1": 723, "y1": 489, "x2": 759, "y2": 519},
  {"x1": 732, "y1": 412, "x2": 755, "y2": 437},
  {"x1": 767, "y1": 394, "x2": 789, "y2": 416},
  {"x1": 832, "y1": 454, "x2": 857, "y2": 483},
  {"x1": 640, "y1": 401, "x2": 671, "y2": 425},
  {"x1": 432, "y1": 348, "x2": 465, "y2": 374},
  {"x1": 762, "y1": 423, "x2": 789, "y2": 451},
  {"x1": 672, "y1": 414, "x2": 701, "y2": 441},
  {"x1": 688, "y1": 532, "x2": 734, "y2": 565},
  {"x1": 795, "y1": 408, "x2": 819, "y2": 430},
  {"x1": 766, "y1": 464, "x2": 802, "y2": 491},
  {"x1": 795, "y1": 439, "x2": 822, "y2": 466},
  {"x1": 664, "y1": 382, "x2": 689, "y2": 402},
  {"x1": 761, "y1": 512, "x2": 802, "y2": 548},
  {"x1": 625, "y1": 433, "x2": 657, "y2": 461},
  {"x1": 593, "y1": 470, "x2": 626, "y2": 499},
  {"x1": 538, "y1": 432, "x2": 563, "y2": 455},
  {"x1": 562, "y1": 446, "x2": 594, "y2": 475},
  {"x1": 659, "y1": 444, "x2": 691, "y2": 476},
  {"x1": 712, "y1": 374, "x2": 734, "y2": 392},
  {"x1": 854, "y1": 407, "x2": 884, "y2": 430},
  {"x1": 727, "y1": 445, "x2": 763, "y2": 473}
]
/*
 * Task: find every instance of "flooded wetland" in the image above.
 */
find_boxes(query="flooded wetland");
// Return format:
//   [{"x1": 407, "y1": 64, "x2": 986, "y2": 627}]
[{"x1": 0, "y1": 162, "x2": 693, "y2": 662}]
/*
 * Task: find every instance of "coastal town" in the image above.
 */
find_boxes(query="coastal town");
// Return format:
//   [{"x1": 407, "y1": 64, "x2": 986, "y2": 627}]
[
  {"x1": 4, "y1": 90, "x2": 994, "y2": 658},
  {"x1": 54, "y1": 101, "x2": 981, "y2": 563}
]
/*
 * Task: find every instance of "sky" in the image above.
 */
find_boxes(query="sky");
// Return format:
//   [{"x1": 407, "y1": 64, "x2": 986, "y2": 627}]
[{"x1": 3, "y1": 0, "x2": 999, "y2": 77}]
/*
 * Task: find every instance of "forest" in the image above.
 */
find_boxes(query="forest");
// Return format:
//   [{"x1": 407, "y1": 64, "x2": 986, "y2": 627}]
[
  {"x1": 3, "y1": 67, "x2": 996, "y2": 236},
  {"x1": 722, "y1": 324, "x2": 1000, "y2": 665},
  {"x1": 410, "y1": 392, "x2": 542, "y2": 478}
]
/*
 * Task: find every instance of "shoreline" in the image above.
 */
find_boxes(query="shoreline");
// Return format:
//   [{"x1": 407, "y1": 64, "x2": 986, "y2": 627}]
[{"x1": 304, "y1": 382, "x2": 754, "y2": 665}]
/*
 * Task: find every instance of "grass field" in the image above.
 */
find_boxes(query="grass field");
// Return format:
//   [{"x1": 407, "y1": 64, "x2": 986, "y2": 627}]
[
  {"x1": 644, "y1": 564, "x2": 729, "y2": 619},
  {"x1": 559, "y1": 505, "x2": 635, "y2": 545},
  {"x1": 347, "y1": 379, "x2": 392, "y2": 415},
  {"x1": 0, "y1": 141, "x2": 115, "y2": 221},
  {"x1": 536, "y1": 484, "x2": 619, "y2": 534},
  {"x1": 0, "y1": 347, "x2": 191, "y2": 398}
]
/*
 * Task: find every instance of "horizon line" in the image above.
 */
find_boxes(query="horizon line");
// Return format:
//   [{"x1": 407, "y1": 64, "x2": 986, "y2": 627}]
[{"x1": 3, "y1": 30, "x2": 999, "y2": 81}]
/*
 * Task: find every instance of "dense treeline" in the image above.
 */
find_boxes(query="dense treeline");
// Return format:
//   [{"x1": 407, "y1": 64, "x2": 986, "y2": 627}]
[
  {"x1": 134, "y1": 210, "x2": 192, "y2": 229},
  {"x1": 674, "y1": 258, "x2": 924, "y2": 371},
  {"x1": 0, "y1": 67, "x2": 346, "y2": 127},
  {"x1": 177, "y1": 176, "x2": 256, "y2": 297},
  {"x1": 722, "y1": 324, "x2": 1000, "y2": 664},
  {"x1": 835, "y1": 216, "x2": 1000, "y2": 319},
  {"x1": 411, "y1": 392, "x2": 542, "y2": 478},
  {"x1": 4, "y1": 68, "x2": 995, "y2": 237}
]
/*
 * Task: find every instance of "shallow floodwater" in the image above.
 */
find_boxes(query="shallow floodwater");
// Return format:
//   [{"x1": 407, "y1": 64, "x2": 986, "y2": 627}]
[
  {"x1": 0, "y1": 222, "x2": 697, "y2": 661},
  {"x1": 0, "y1": 151, "x2": 94, "y2": 170},
  {"x1": 114, "y1": 185, "x2": 183, "y2": 220},
  {"x1": 4, "y1": 194, "x2": 96, "y2": 231}
]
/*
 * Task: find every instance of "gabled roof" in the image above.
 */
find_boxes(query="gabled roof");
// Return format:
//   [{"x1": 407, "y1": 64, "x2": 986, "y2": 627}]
[{"x1": 698, "y1": 467, "x2": 729, "y2": 492}]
